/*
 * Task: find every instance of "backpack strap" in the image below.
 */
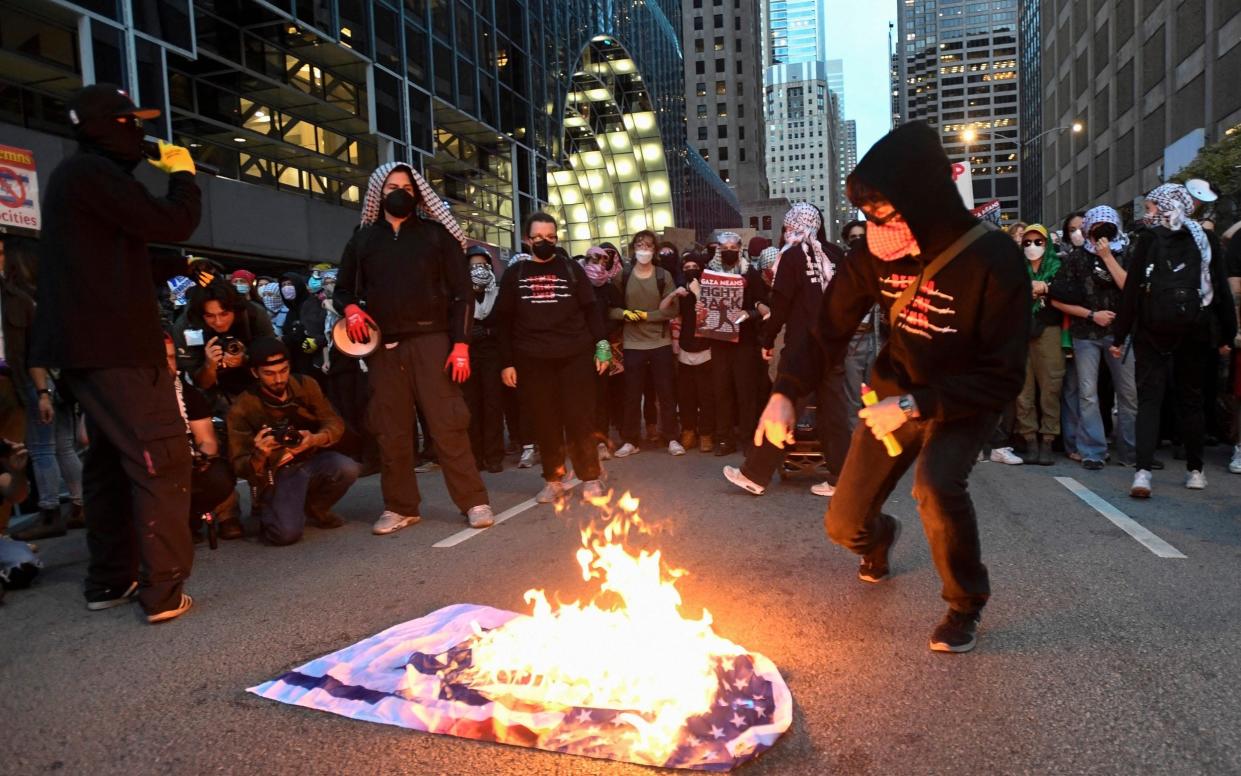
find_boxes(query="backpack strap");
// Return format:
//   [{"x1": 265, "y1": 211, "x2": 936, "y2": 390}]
[{"x1": 889, "y1": 222, "x2": 993, "y2": 324}]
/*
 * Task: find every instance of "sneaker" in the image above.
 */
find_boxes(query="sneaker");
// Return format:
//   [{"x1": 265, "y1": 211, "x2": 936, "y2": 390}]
[
  {"x1": 723, "y1": 466, "x2": 765, "y2": 495},
  {"x1": 1082, "y1": 459, "x2": 1105, "y2": 471},
  {"x1": 146, "y1": 593, "x2": 193, "y2": 624},
  {"x1": 1230, "y1": 444, "x2": 1241, "y2": 474},
  {"x1": 518, "y1": 445, "x2": 536, "y2": 468},
  {"x1": 467, "y1": 505, "x2": 495, "y2": 528},
  {"x1": 713, "y1": 439, "x2": 737, "y2": 457},
  {"x1": 1185, "y1": 470, "x2": 1207, "y2": 490},
  {"x1": 580, "y1": 479, "x2": 606, "y2": 502},
  {"x1": 614, "y1": 443, "x2": 640, "y2": 458},
  {"x1": 989, "y1": 447, "x2": 1022, "y2": 465},
  {"x1": 698, "y1": 434, "x2": 714, "y2": 454},
  {"x1": 858, "y1": 516, "x2": 901, "y2": 583},
  {"x1": 1067, "y1": 451, "x2": 1083, "y2": 462},
  {"x1": 810, "y1": 481, "x2": 836, "y2": 497},
  {"x1": 414, "y1": 460, "x2": 440, "y2": 474},
  {"x1": 977, "y1": 450, "x2": 987, "y2": 463},
  {"x1": 86, "y1": 581, "x2": 139, "y2": 611},
  {"x1": 597, "y1": 443, "x2": 612, "y2": 461},
  {"x1": 536, "y1": 480, "x2": 565, "y2": 504},
  {"x1": 372, "y1": 511, "x2": 420, "y2": 535},
  {"x1": 668, "y1": 440, "x2": 687, "y2": 456},
  {"x1": 929, "y1": 608, "x2": 981, "y2": 653},
  {"x1": 1129, "y1": 469, "x2": 1152, "y2": 499}
]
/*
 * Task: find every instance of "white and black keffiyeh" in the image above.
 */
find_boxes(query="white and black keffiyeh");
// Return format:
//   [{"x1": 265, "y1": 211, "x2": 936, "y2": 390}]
[
  {"x1": 708, "y1": 231, "x2": 749, "y2": 275},
  {"x1": 360, "y1": 161, "x2": 468, "y2": 248},
  {"x1": 1145, "y1": 183, "x2": 1213, "y2": 305},
  {"x1": 1081, "y1": 205, "x2": 1129, "y2": 256},
  {"x1": 780, "y1": 202, "x2": 834, "y2": 290}
]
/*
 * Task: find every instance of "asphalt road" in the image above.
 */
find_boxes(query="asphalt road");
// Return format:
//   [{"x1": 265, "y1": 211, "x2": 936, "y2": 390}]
[{"x1": 3, "y1": 440, "x2": 1240, "y2": 776}]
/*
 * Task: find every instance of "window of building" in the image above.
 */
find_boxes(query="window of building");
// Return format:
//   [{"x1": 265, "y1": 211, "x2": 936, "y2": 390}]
[
  {"x1": 698, "y1": 126, "x2": 708, "y2": 140},
  {"x1": 696, "y1": 60, "x2": 705, "y2": 74},
  {"x1": 714, "y1": 36, "x2": 724, "y2": 51},
  {"x1": 719, "y1": 146, "x2": 729, "y2": 161},
  {"x1": 695, "y1": 38, "x2": 704, "y2": 53},
  {"x1": 697, "y1": 104, "x2": 708, "y2": 117},
  {"x1": 715, "y1": 58, "x2": 725, "y2": 73},
  {"x1": 718, "y1": 124, "x2": 728, "y2": 138},
  {"x1": 717, "y1": 102, "x2": 727, "y2": 117},
  {"x1": 694, "y1": 16, "x2": 703, "y2": 31},
  {"x1": 697, "y1": 82, "x2": 707, "y2": 96},
  {"x1": 716, "y1": 81, "x2": 726, "y2": 95},
  {"x1": 713, "y1": 13, "x2": 723, "y2": 27}
]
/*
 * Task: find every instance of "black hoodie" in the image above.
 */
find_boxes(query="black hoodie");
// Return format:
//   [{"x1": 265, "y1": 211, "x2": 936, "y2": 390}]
[{"x1": 774, "y1": 122, "x2": 1030, "y2": 420}]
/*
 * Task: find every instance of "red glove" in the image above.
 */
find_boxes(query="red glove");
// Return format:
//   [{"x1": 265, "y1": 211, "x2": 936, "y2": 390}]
[
  {"x1": 445, "y1": 342, "x2": 470, "y2": 383},
  {"x1": 343, "y1": 304, "x2": 376, "y2": 344}
]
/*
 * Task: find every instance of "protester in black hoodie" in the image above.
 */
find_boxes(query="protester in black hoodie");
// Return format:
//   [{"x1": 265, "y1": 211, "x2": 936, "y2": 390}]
[
  {"x1": 674, "y1": 250, "x2": 716, "y2": 453},
  {"x1": 757, "y1": 121, "x2": 1030, "y2": 653},
  {"x1": 30, "y1": 84, "x2": 201, "y2": 623}
]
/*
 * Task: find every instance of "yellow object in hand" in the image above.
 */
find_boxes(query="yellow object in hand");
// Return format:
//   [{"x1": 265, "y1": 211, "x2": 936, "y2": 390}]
[
  {"x1": 861, "y1": 383, "x2": 903, "y2": 458},
  {"x1": 148, "y1": 140, "x2": 197, "y2": 176}
]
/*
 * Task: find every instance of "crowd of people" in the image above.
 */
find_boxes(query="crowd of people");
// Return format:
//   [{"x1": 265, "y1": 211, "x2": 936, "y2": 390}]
[{"x1": 0, "y1": 86, "x2": 1238, "y2": 645}]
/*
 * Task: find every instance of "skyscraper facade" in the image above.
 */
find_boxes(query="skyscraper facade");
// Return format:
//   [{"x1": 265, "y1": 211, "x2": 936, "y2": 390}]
[
  {"x1": 767, "y1": 0, "x2": 828, "y2": 68},
  {"x1": 0, "y1": 0, "x2": 740, "y2": 261},
  {"x1": 682, "y1": 0, "x2": 768, "y2": 205},
  {"x1": 1035, "y1": 0, "x2": 1241, "y2": 226},
  {"x1": 1017, "y1": 0, "x2": 1042, "y2": 222},
  {"x1": 764, "y1": 60, "x2": 838, "y2": 217},
  {"x1": 896, "y1": 0, "x2": 1022, "y2": 223}
]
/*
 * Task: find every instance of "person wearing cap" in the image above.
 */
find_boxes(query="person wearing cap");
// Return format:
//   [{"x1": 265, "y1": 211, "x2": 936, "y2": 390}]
[
  {"x1": 334, "y1": 162, "x2": 495, "y2": 533},
  {"x1": 1012, "y1": 224, "x2": 1067, "y2": 466},
  {"x1": 29, "y1": 84, "x2": 201, "y2": 622},
  {"x1": 230, "y1": 269, "x2": 258, "y2": 303},
  {"x1": 226, "y1": 337, "x2": 358, "y2": 545}
]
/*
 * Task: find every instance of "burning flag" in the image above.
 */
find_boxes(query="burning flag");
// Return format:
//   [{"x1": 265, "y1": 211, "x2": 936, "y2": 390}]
[{"x1": 249, "y1": 494, "x2": 792, "y2": 771}]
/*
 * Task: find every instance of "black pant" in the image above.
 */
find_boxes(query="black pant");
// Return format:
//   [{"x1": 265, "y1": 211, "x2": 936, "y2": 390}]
[
  {"x1": 516, "y1": 350, "x2": 601, "y2": 482},
  {"x1": 622, "y1": 346, "x2": 678, "y2": 444},
  {"x1": 827, "y1": 412, "x2": 996, "y2": 614},
  {"x1": 742, "y1": 362, "x2": 851, "y2": 487},
  {"x1": 189, "y1": 458, "x2": 236, "y2": 517},
  {"x1": 463, "y1": 337, "x2": 505, "y2": 467},
  {"x1": 325, "y1": 367, "x2": 372, "y2": 463},
  {"x1": 594, "y1": 372, "x2": 624, "y2": 444},
  {"x1": 677, "y1": 360, "x2": 715, "y2": 436},
  {"x1": 366, "y1": 333, "x2": 489, "y2": 515},
  {"x1": 711, "y1": 341, "x2": 762, "y2": 446},
  {"x1": 1134, "y1": 323, "x2": 1212, "y2": 471},
  {"x1": 64, "y1": 367, "x2": 192, "y2": 615}
]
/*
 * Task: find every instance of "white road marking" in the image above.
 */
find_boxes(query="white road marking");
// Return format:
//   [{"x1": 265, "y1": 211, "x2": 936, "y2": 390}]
[
  {"x1": 1053, "y1": 477, "x2": 1187, "y2": 559},
  {"x1": 432, "y1": 478, "x2": 581, "y2": 548}
]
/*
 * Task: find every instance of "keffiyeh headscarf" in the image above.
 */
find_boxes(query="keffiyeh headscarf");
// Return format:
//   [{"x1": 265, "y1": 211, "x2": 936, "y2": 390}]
[
  {"x1": 507, "y1": 252, "x2": 531, "y2": 267},
  {"x1": 360, "y1": 162, "x2": 468, "y2": 249},
  {"x1": 1145, "y1": 183, "x2": 1212, "y2": 303},
  {"x1": 707, "y1": 231, "x2": 749, "y2": 275},
  {"x1": 1081, "y1": 205, "x2": 1128, "y2": 256},
  {"x1": 754, "y1": 246, "x2": 780, "y2": 286},
  {"x1": 583, "y1": 246, "x2": 622, "y2": 287},
  {"x1": 781, "y1": 202, "x2": 835, "y2": 290}
]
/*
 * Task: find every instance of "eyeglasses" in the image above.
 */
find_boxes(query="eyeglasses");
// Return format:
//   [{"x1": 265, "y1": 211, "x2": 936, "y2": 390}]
[{"x1": 1021, "y1": 239, "x2": 1046, "y2": 247}]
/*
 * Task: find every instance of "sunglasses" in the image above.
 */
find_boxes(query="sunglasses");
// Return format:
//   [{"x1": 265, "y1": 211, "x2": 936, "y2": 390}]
[{"x1": 1021, "y1": 239, "x2": 1046, "y2": 247}]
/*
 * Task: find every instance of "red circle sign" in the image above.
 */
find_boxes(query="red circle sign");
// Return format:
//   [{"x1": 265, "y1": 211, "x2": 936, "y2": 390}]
[{"x1": 0, "y1": 167, "x2": 27, "y2": 209}]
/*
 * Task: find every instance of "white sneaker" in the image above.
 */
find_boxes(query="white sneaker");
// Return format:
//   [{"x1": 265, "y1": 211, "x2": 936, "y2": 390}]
[
  {"x1": 668, "y1": 440, "x2": 687, "y2": 456},
  {"x1": 1185, "y1": 470, "x2": 1207, "y2": 490},
  {"x1": 518, "y1": 445, "x2": 536, "y2": 468},
  {"x1": 811, "y1": 481, "x2": 836, "y2": 497},
  {"x1": 977, "y1": 450, "x2": 987, "y2": 463},
  {"x1": 1229, "y1": 444, "x2": 1241, "y2": 474},
  {"x1": 989, "y1": 447, "x2": 1023, "y2": 465},
  {"x1": 467, "y1": 505, "x2": 495, "y2": 528},
  {"x1": 146, "y1": 593, "x2": 193, "y2": 624},
  {"x1": 580, "y1": 479, "x2": 606, "y2": 501},
  {"x1": 536, "y1": 480, "x2": 565, "y2": 504},
  {"x1": 414, "y1": 460, "x2": 439, "y2": 473},
  {"x1": 615, "y1": 443, "x2": 640, "y2": 458},
  {"x1": 1129, "y1": 470, "x2": 1152, "y2": 499},
  {"x1": 373, "y1": 510, "x2": 420, "y2": 535},
  {"x1": 723, "y1": 465, "x2": 765, "y2": 495},
  {"x1": 598, "y1": 443, "x2": 612, "y2": 461}
]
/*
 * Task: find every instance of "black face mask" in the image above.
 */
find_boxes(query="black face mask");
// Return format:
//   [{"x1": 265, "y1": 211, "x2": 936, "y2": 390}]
[
  {"x1": 847, "y1": 234, "x2": 865, "y2": 246},
  {"x1": 79, "y1": 116, "x2": 144, "y2": 165},
  {"x1": 659, "y1": 251, "x2": 675, "y2": 264},
  {"x1": 682, "y1": 267, "x2": 701, "y2": 282},
  {"x1": 382, "y1": 189, "x2": 417, "y2": 219},
  {"x1": 719, "y1": 249, "x2": 739, "y2": 265},
  {"x1": 530, "y1": 240, "x2": 557, "y2": 260},
  {"x1": 1089, "y1": 223, "x2": 1119, "y2": 242}
]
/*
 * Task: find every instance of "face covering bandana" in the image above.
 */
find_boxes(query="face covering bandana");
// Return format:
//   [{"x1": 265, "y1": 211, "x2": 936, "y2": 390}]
[
  {"x1": 634, "y1": 249, "x2": 654, "y2": 265},
  {"x1": 1068, "y1": 228, "x2": 1085, "y2": 247},
  {"x1": 659, "y1": 250, "x2": 676, "y2": 264},
  {"x1": 233, "y1": 282, "x2": 251, "y2": 295},
  {"x1": 682, "y1": 267, "x2": 701, "y2": 282},
  {"x1": 382, "y1": 188, "x2": 417, "y2": 219},
  {"x1": 866, "y1": 218, "x2": 920, "y2": 262},
  {"x1": 718, "y1": 249, "x2": 739, "y2": 265},
  {"x1": 281, "y1": 284, "x2": 297, "y2": 301},
  {"x1": 469, "y1": 264, "x2": 495, "y2": 288},
  {"x1": 530, "y1": 240, "x2": 557, "y2": 260},
  {"x1": 782, "y1": 202, "x2": 834, "y2": 290},
  {"x1": 1023, "y1": 244, "x2": 1045, "y2": 261}
]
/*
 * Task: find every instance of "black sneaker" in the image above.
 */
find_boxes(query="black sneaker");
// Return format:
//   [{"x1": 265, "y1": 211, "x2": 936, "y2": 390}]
[
  {"x1": 85, "y1": 581, "x2": 139, "y2": 611},
  {"x1": 1082, "y1": 459, "x2": 1104, "y2": 470},
  {"x1": 858, "y1": 515, "x2": 901, "y2": 583},
  {"x1": 929, "y1": 608, "x2": 981, "y2": 653}
]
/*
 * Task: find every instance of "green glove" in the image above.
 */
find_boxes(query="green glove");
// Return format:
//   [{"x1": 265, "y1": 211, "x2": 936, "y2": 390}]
[{"x1": 594, "y1": 340, "x2": 612, "y2": 363}]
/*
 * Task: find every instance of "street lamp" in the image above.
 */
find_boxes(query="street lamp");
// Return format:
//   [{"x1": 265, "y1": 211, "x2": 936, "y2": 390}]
[{"x1": 957, "y1": 121, "x2": 1084, "y2": 148}]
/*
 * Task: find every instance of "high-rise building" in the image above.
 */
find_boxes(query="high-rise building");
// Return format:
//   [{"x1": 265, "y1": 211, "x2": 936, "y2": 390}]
[
  {"x1": 682, "y1": 0, "x2": 768, "y2": 205},
  {"x1": 1017, "y1": 0, "x2": 1042, "y2": 222},
  {"x1": 0, "y1": 0, "x2": 740, "y2": 261},
  {"x1": 1035, "y1": 0, "x2": 1241, "y2": 227},
  {"x1": 765, "y1": 60, "x2": 838, "y2": 217},
  {"x1": 896, "y1": 0, "x2": 1021, "y2": 223},
  {"x1": 767, "y1": 0, "x2": 829, "y2": 68}
]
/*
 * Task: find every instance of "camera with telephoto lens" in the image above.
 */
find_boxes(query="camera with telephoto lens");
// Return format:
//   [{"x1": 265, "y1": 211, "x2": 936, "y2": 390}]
[
  {"x1": 219, "y1": 336, "x2": 246, "y2": 358},
  {"x1": 270, "y1": 420, "x2": 303, "y2": 448}
]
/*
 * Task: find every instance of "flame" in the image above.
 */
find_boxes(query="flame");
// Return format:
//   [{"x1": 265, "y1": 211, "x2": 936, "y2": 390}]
[{"x1": 443, "y1": 491, "x2": 743, "y2": 764}]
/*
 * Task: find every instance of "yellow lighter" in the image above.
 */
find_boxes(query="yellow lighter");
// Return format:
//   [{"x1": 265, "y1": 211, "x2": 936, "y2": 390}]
[{"x1": 861, "y1": 383, "x2": 903, "y2": 458}]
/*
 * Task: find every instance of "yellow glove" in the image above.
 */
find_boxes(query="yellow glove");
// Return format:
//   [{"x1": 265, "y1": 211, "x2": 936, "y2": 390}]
[
  {"x1": 622, "y1": 309, "x2": 649, "y2": 322},
  {"x1": 302, "y1": 338, "x2": 319, "y2": 354},
  {"x1": 148, "y1": 140, "x2": 196, "y2": 176}
]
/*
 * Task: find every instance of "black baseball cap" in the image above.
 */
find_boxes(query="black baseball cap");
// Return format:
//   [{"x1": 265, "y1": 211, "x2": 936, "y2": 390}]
[
  {"x1": 67, "y1": 83, "x2": 161, "y2": 126},
  {"x1": 248, "y1": 337, "x2": 290, "y2": 368},
  {"x1": 465, "y1": 245, "x2": 492, "y2": 259}
]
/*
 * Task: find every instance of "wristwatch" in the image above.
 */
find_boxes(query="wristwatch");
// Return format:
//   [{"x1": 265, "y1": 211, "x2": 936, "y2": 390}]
[
  {"x1": 898, "y1": 394, "x2": 917, "y2": 419},
  {"x1": 36, "y1": 388, "x2": 52, "y2": 397}
]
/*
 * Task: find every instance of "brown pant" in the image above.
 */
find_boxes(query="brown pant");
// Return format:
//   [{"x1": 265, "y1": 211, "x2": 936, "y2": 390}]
[
  {"x1": 1015, "y1": 325, "x2": 1065, "y2": 438},
  {"x1": 0, "y1": 377, "x2": 28, "y2": 532},
  {"x1": 366, "y1": 332, "x2": 488, "y2": 516}
]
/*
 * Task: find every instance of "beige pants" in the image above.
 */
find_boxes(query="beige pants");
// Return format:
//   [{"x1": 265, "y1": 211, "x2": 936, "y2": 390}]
[{"x1": 1016, "y1": 325, "x2": 1065, "y2": 438}]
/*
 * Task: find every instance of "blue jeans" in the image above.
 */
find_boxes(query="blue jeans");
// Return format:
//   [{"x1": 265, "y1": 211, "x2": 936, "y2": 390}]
[
  {"x1": 1073, "y1": 337, "x2": 1137, "y2": 463},
  {"x1": 24, "y1": 390, "x2": 83, "y2": 510},
  {"x1": 1060, "y1": 359, "x2": 1080, "y2": 456},
  {"x1": 261, "y1": 451, "x2": 360, "y2": 546}
]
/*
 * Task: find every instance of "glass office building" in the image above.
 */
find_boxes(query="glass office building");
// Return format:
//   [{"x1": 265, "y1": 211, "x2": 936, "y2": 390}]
[{"x1": 0, "y1": 0, "x2": 739, "y2": 259}]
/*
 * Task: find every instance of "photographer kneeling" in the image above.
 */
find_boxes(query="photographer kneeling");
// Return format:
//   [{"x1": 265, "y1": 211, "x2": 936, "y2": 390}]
[{"x1": 226, "y1": 338, "x2": 358, "y2": 546}]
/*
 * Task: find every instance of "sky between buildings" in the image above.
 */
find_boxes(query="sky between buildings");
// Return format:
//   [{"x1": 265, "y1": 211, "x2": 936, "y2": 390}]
[{"x1": 824, "y1": 0, "x2": 899, "y2": 161}]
